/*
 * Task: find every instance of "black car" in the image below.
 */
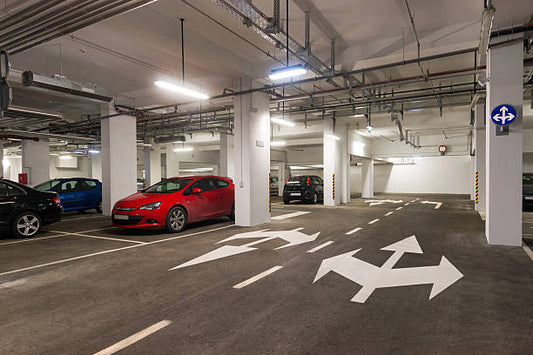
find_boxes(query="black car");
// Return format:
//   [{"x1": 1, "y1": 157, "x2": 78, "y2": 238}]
[
  {"x1": 523, "y1": 173, "x2": 533, "y2": 210},
  {"x1": 0, "y1": 179, "x2": 63, "y2": 238},
  {"x1": 283, "y1": 175, "x2": 324, "y2": 204}
]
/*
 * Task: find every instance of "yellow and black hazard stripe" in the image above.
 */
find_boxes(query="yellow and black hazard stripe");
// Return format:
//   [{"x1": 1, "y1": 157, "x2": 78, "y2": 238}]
[
  {"x1": 332, "y1": 173, "x2": 336, "y2": 200},
  {"x1": 475, "y1": 172, "x2": 479, "y2": 204}
]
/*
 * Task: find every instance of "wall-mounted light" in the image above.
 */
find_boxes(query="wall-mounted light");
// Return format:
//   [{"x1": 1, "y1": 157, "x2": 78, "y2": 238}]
[
  {"x1": 271, "y1": 141, "x2": 286, "y2": 147},
  {"x1": 88, "y1": 149, "x2": 100, "y2": 154},
  {"x1": 271, "y1": 117, "x2": 295, "y2": 127},
  {"x1": 327, "y1": 133, "x2": 340, "y2": 140},
  {"x1": 155, "y1": 80, "x2": 209, "y2": 100},
  {"x1": 269, "y1": 64, "x2": 307, "y2": 81}
]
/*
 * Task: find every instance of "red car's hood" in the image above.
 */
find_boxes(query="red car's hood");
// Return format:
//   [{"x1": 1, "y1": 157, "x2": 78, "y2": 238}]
[{"x1": 116, "y1": 192, "x2": 176, "y2": 207}]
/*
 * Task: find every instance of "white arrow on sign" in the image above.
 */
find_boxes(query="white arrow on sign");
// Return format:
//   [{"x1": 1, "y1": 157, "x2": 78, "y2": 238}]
[
  {"x1": 364, "y1": 199, "x2": 403, "y2": 207},
  {"x1": 492, "y1": 105, "x2": 515, "y2": 125},
  {"x1": 421, "y1": 201, "x2": 442, "y2": 209},
  {"x1": 313, "y1": 235, "x2": 463, "y2": 303},
  {"x1": 170, "y1": 228, "x2": 320, "y2": 270}
]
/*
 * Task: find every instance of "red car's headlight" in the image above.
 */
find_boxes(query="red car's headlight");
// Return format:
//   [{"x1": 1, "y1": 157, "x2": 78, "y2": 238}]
[{"x1": 138, "y1": 201, "x2": 162, "y2": 211}]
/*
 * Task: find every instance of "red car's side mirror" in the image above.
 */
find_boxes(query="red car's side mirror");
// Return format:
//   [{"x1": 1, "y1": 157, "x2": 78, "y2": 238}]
[{"x1": 192, "y1": 187, "x2": 203, "y2": 194}]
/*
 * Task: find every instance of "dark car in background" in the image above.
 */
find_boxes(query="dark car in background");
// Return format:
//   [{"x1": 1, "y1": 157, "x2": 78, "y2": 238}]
[
  {"x1": 34, "y1": 178, "x2": 102, "y2": 213},
  {"x1": 270, "y1": 175, "x2": 279, "y2": 196},
  {"x1": 0, "y1": 179, "x2": 63, "y2": 238},
  {"x1": 283, "y1": 175, "x2": 323, "y2": 204},
  {"x1": 523, "y1": 173, "x2": 533, "y2": 210}
]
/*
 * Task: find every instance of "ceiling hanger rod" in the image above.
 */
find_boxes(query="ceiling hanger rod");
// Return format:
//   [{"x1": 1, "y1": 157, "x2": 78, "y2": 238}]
[{"x1": 180, "y1": 17, "x2": 185, "y2": 85}]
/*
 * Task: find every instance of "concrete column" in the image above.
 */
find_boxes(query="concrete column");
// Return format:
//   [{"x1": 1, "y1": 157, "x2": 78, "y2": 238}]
[
  {"x1": 362, "y1": 158, "x2": 374, "y2": 198},
  {"x1": 144, "y1": 140, "x2": 161, "y2": 185},
  {"x1": 278, "y1": 161, "x2": 286, "y2": 196},
  {"x1": 469, "y1": 156, "x2": 475, "y2": 201},
  {"x1": 233, "y1": 76, "x2": 270, "y2": 226},
  {"x1": 323, "y1": 117, "x2": 344, "y2": 206},
  {"x1": 219, "y1": 133, "x2": 235, "y2": 179},
  {"x1": 475, "y1": 104, "x2": 486, "y2": 212},
  {"x1": 0, "y1": 143, "x2": 3, "y2": 178},
  {"x1": 340, "y1": 124, "x2": 350, "y2": 204},
  {"x1": 101, "y1": 103, "x2": 137, "y2": 216},
  {"x1": 89, "y1": 152, "x2": 102, "y2": 181},
  {"x1": 485, "y1": 38, "x2": 523, "y2": 246},
  {"x1": 166, "y1": 144, "x2": 180, "y2": 178},
  {"x1": 21, "y1": 139, "x2": 49, "y2": 185}
]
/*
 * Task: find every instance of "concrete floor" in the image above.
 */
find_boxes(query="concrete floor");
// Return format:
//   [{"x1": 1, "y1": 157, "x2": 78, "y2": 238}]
[{"x1": 0, "y1": 195, "x2": 532, "y2": 354}]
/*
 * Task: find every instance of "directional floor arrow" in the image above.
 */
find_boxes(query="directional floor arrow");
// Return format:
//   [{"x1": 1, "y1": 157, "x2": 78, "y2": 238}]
[
  {"x1": 313, "y1": 235, "x2": 463, "y2": 303},
  {"x1": 420, "y1": 201, "x2": 442, "y2": 209},
  {"x1": 170, "y1": 228, "x2": 320, "y2": 270},
  {"x1": 364, "y1": 199, "x2": 403, "y2": 207}
]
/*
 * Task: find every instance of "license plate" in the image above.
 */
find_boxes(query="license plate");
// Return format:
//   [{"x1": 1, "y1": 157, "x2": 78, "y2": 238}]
[
  {"x1": 290, "y1": 193, "x2": 301, "y2": 196},
  {"x1": 114, "y1": 214, "x2": 129, "y2": 220},
  {"x1": 525, "y1": 196, "x2": 533, "y2": 200}
]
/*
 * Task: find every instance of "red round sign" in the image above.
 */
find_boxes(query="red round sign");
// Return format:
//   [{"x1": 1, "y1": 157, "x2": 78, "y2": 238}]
[{"x1": 438, "y1": 145, "x2": 447, "y2": 153}]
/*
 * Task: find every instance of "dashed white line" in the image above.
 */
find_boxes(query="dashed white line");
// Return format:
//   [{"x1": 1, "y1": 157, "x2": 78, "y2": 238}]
[
  {"x1": 523, "y1": 243, "x2": 533, "y2": 262},
  {"x1": 0, "y1": 224, "x2": 235, "y2": 277},
  {"x1": 271, "y1": 211, "x2": 310, "y2": 220},
  {"x1": 396, "y1": 207, "x2": 403, "y2": 211},
  {"x1": 307, "y1": 241, "x2": 334, "y2": 253},
  {"x1": 384, "y1": 211, "x2": 394, "y2": 216},
  {"x1": 93, "y1": 320, "x2": 172, "y2": 355},
  {"x1": 233, "y1": 265, "x2": 283, "y2": 289},
  {"x1": 346, "y1": 227, "x2": 362, "y2": 235},
  {"x1": 404, "y1": 203, "x2": 410, "y2": 206},
  {"x1": 368, "y1": 218, "x2": 380, "y2": 225}
]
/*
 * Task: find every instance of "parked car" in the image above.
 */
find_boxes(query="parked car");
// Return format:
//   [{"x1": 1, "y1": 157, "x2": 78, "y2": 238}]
[
  {"x1": 523, "y1": 173, "x2": 533, "y2": 209},
  {"x1": 283, "y1": 175, "x2": 324, "y2": 204},
  {"x1": 137, "y1": 178, "x2": 146, "y2": 191},
  {"x1": 270, "y1": 175, "x2": 279, "y2": 196},
  {"x1": 0, "y1": 178, "x2": 63, "y2": 238},
  {"x1": 34, "y1": 178, "x2": 102, "y2": 213},
  {"x1": 112, "y1": 176, "x2": 234, "y2": 232}
]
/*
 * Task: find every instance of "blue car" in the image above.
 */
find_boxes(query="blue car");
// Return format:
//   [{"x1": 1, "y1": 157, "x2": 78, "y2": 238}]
[{"x1": 34, "y1": 178, "x2": 102, "y2": 213}]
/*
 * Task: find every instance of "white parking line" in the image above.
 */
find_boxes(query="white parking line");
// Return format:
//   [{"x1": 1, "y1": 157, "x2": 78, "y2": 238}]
[
  {"x1": 523, "y1": 243, "x2": 533, "y2": 262},
  {"x1": 93, "y1": 320, "x2": 172, "y2": 355},
  {"x1": 0, "y1": 234, "x2": 65, "y2": 246},
  {"x1": 68, "y1": 232, "x2": 146, "y2": 245},
  {"x1": 62, "y1": 215, "x2": 106, "y2": 222},
  {"x1": 346, "y1": 227, "x2": 362, "y2": 235},
  {"x1": 0, "y1": 224, "x2": 235, "y2": 277},
  {"x1": 368, "y1": 219, "x2": 380, "y2": 225},
  {"x1": 233, "y1": 265, "x2": 283, "y2": 289},
  {"x1": 384, "y1": 211, "x2": 394, "y2": 216},
  {"x1": 307, "y1": 241, "x2": 334, "y2": 253},
  {"x1": 271, "y1": 211, "x2": 310, "y2": 220},
  {"x1": 404, "y1": 203, "x2": 410, "y2": 206},
  {"x1": 396, "y1": 207, "x2": 403, "y2": 211}
]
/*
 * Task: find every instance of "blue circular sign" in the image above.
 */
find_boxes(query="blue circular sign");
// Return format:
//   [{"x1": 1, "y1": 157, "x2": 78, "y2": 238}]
[{"x1": 491, "y1": 104, "x2": 517, "y2": 126}]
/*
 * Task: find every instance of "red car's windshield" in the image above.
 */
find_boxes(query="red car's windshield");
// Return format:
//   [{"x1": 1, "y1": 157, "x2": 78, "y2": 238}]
[{"x1": 144, "y1": 178, "x2": 194, "y2": 193}]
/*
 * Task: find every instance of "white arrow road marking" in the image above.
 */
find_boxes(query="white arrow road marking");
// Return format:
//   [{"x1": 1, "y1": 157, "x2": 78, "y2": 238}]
[
  {"x1": 346, "y1": 227, "x2": 362, "y2": 235},
  {"x1": 307, "y1": 241, "x2": 334, "y2": 253},
  {"x1": 170, "y1": 229, "x2": 320, "y2": 269},
  {"x1": 313, "y1": 235, "x2": 463, "y2": 303},
  {"x1": 271, "y1": 211, "x2": 310, "y2": 220},
  {"x1": 233, "y1": 265, "x2": 283, "y2": 289},
  {"x1": 93, "y1": 320, "x2": 172, "y2": 355},
  {"x1": 364, "y1": 199, "x2": 403, "y2": 207},
  {"x1": 421, "y1": 201, "x2": 443, "y2": 209}
]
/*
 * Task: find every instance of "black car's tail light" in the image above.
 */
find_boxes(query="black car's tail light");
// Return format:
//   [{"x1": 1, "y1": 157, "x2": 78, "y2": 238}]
[{"x1": 52, "y1": 197, "x2": 61, "y2": 206}]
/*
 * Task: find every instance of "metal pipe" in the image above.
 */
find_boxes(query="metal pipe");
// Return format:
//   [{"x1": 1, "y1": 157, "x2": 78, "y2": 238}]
[{"x1": 180, "y1": 18, "x2": 185, "y2": 84}]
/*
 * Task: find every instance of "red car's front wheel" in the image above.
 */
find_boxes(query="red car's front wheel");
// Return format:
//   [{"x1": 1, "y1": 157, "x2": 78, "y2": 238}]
[{"x1": 166, "y1": 206, "x2": 187, "y2": 233}]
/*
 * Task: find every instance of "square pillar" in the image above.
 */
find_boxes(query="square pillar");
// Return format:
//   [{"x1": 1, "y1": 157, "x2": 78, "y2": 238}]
[
  {"x1": 21, "y1": 139, "x2": 49, "y2": 185},
  {"x1": 362, "y1": 158, "x2": 374, "y2": 198},
  {"x1": 475, "y1": 104, "x2": 486, "y2": 212},
  {"x1": 220, "y1": 133, "x2": 235, "y2": 179},
  {"x1": 144, "y1": 139, "x2": 161, "y2": 186},
  {"x1": 323, "y1": 118, "x2": 345, "y2": 206},
  {"x1": 278, "y1": 161, "x2": 287, "y2": 196},
  {"x1": 485, "y1": 38, "x2": 523, "y2": 246},
  {"x1": 166, "y1": 144, "x2": 180, "y2": 178},
  {"x1": 0, "y1": 143, "x2": 3, "y2": 178},
  {"x1": 101, "y1": 103, "x2": 137, "y2": 216},
  {"x1": 233, "y1": 76, "x2": 270, "y2": 226},
  {"x1": 89, "y1": 152, "x2": 102, "y2": 181}
]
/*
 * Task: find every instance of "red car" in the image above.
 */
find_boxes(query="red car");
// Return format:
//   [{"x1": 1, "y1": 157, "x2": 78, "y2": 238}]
[{"x1": 112, "y1": 176, "x2": 234, "y2": 232}]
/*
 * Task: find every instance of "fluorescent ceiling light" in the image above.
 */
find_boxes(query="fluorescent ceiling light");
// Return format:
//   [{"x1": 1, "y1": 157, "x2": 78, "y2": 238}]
[
  {"x1": 479, "y1": 6, "x2": 495, "y2": 54},
  {"x1": 353, "y1": 114, "x2": 366, "y2": 118},
  {"x1": 155, "y1": 80, "x2": 209, "y2": 100},
  {"x1": 271, "y1": 141, "x2": 286, "y2": 147},
  {"x1": 174, "y1": 147, "x2": 194, "y2": 152},
  {"x1": 271, "y1": 117, "x2": 295, "y2": 127},
  {"x1": 290, "y1": 165, "x2": 308, "y2": 170},
  {"x1": 59, "y1": 155, "x2": 73, "y2": 160},
  {"x1": 327, "y1": 133, "x2": 340, "y2": 140},
  {"x1": 88, "y1": 149, "x2": 100, "y2": 154},
  {"x1": 310, "y1": 164, "x2": 324, "y2": 168},
  {"x1": 269, "y1": 64, "x2": 307, "y2": 80}
]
